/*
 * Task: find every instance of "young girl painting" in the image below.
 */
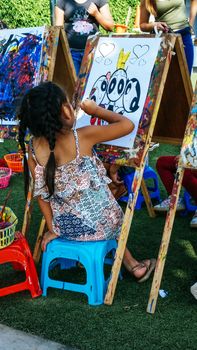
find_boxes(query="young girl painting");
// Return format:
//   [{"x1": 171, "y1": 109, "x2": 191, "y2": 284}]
[{"x1": 18, "y1": 81, "x2": 156, "y2": 283}]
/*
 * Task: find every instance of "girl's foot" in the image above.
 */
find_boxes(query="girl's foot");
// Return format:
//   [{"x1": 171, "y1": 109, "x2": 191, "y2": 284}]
[
  {"x1": 124, "y1": 258, "x2": 156, "y2": 283},
  {"x1": 41, "y1": 231, "x2": 58, "y2": 251}
]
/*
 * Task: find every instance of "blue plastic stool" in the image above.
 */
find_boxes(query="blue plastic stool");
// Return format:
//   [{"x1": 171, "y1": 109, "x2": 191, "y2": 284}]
[
  {"x1": 119, "y1": 166, "x2": 160, "y2": 209},
  {"x1": 41, "y1": 238, "x2": 118, "y2": 305},
  {"x1": 184, "y1": 190, "x2": 197, "y2": 212}
]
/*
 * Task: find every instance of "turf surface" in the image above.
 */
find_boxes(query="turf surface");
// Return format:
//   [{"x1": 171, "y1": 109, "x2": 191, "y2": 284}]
[{"x1": 0, "y1": 140, "x2": 196, "y2": 350}]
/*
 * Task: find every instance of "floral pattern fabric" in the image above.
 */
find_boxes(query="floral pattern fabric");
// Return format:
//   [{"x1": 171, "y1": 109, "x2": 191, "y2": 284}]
[{"x1": 30, "y1": 130, "x2": 123, "y2": 241}]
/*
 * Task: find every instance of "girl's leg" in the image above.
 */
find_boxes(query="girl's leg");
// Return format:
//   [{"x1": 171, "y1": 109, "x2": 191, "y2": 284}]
[
  {"x1": 41, "y1": 231, "x2": 58, "y2": 251},
  {"x1": 123, "y1": 247, "x2": 156, "y2": 282},
  {"x1": 182, "y1": 169, "x2": 197, "y2": 203},
  {"x1": 156, "y1": 156, "x2": 177, "y2": 195}
]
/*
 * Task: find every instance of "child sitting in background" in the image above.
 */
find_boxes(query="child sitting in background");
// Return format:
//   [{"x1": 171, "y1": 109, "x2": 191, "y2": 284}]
[
  {"x1": 154, "y1": 155, "x2": 197, "y2": 228},
  {"x1": 18, "y1": 81, "x2": 156, "y2": 283}
]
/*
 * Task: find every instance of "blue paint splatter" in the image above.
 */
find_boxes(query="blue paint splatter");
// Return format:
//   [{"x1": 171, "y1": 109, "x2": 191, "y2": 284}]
[{"x1": 0, "y1": 30, "x2": 43, "y2": 122}]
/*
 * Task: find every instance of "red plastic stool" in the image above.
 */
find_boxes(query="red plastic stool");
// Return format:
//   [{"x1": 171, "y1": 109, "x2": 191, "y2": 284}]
[{"x1": 0, "y1": 232, "x2": 42, "y2": 298}]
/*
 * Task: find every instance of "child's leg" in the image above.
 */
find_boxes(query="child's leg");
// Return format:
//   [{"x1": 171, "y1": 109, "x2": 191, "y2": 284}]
[
  {"x1": 182, "y1": 169, "x2": 197, "y2": 203},
  {"x1": 41, "y1": 231, "x2": 58, "y2": 251},
  {"x1": 123, "y1": 247, "x2": 156, "y2": 282},
  {"x1": 156, "y1": 156, "x2": 177, "y2": 195}
]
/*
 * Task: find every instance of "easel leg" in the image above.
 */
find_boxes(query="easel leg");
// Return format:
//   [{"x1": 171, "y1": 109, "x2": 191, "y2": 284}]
[
  {"x1": 147, "y1": 167, "x2": 184, "y2": 314},
  {"x1": 33, "y1": 217, "x2": 46, "y2": 264},
  {"x1": 104, "y1": 166, "x2": 145, "y2": 305},
  {"x1": 21, "y1": 178, "x2": 33, "y2": 236},
  {"x1": 141, "y1": 179, "x2": 156, "y2": 218}
]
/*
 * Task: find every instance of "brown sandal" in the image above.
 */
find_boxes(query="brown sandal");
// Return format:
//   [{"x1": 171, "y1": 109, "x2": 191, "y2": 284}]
[{"x1": 131, "y1": 258, "x2": 156, "y2": 283}]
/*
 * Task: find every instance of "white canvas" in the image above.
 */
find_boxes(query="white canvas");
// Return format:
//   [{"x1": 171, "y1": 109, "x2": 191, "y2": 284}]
[{"x1": 76, "y1": 36, "x2": 162, "y2": 148}]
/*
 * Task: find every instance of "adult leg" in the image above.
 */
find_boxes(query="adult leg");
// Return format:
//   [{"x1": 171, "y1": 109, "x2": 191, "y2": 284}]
[{"x1": 181, "y1": 31, "x2": 194, "y2": 75}]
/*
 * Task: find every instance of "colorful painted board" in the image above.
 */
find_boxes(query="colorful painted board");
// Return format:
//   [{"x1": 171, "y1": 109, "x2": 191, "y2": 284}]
[
  {"x1": 0, "y1": 27, "x2": 44, "y2": 125},
  {"x1": 0, "y1": 26, "x2": 76, "y2": 132},
  {"x1": 147, "y1": 82, "x2": 197, "y2": 314}
]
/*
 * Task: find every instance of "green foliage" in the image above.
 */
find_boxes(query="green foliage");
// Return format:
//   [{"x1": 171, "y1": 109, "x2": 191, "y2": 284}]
[
  {"x1": 0, "y1": 0, "x2": 50, "y2": 28},
  {"x1": 109, "y1": 0, "x2": 139, "y2": 30}
]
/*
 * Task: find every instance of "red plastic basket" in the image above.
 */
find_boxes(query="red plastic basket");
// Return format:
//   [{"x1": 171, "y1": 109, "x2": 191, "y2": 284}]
[
  {"x1": 4, "y1": 153, "x2": 23, "y2": 173},
  {"x1": 0, "y1": 167, "x2": 12, "y2": 189}
]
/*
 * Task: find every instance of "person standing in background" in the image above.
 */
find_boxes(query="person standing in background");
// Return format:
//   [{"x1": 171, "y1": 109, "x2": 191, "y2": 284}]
[
  {"x1": 140, "y1": 0, "x2": 197, "y2": 74},
  {"x1": 54, "y1": 0, "x2": 114, "y2": 75}
]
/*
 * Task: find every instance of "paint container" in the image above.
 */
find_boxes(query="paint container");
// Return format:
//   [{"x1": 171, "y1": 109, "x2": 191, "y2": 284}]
[
  {"x1": 115, "y1": 24, "x2": 128, "y2": 33},
  {"x1": 159, "y1": 289, "x2": 169, "y2": 298}
]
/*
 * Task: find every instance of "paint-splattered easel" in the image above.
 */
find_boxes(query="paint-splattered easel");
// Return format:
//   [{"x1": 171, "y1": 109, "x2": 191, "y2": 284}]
[
  {"x1": 147, "y1": 82, "x2": 197, "y2": 314},
  {"x1": 100, "y1": 33, "x2": 193, "y2": 306}
]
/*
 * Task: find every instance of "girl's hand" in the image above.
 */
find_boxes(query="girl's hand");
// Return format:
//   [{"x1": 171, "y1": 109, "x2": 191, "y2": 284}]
[
  {"x1": 108, "y1": 165, "x2": 123, "y2": 185},
  {"x1": 80, "y1": 99, "x2": 98, "y2": 115},
  {"x1": 87, "y1": 2, "x2": 99, "y2": 17},
  {"x1": 41, "y1": 230, "x2": 58, "y2": 251}
]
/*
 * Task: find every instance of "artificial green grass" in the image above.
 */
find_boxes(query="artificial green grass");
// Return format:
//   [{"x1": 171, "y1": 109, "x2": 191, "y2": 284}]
[{"x1": 0, "y1": 140, "x2": 196, "y2": 350}]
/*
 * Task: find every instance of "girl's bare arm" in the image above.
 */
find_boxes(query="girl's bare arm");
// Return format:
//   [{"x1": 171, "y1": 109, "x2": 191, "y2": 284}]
[{"x1": 79, "y1": 99, "x2": 134, "y2": 145}]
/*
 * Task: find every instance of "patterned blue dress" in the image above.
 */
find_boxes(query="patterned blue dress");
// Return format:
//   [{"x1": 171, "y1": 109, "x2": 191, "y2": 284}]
[{"x1": 30, "y1": 129, "x2": 124, "y2": 241}]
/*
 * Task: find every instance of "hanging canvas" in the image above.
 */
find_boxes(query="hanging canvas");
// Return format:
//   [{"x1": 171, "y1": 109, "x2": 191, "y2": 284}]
[{"x1": 0, "y1": 27, "x2": 44, "y2": 125}]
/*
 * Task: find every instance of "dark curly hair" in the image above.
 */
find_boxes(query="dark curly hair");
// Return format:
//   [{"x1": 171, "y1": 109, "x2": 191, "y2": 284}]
[{"x1": 18, "y1": 81, "x2": 67, "y2": 197}]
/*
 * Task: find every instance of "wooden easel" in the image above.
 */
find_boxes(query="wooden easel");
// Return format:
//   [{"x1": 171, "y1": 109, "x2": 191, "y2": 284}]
[
  {"x1": 103, "y1": 34, "x2": 193, "y2": 305},
  {"x1": 147, "y1": 83, "x2": 197, "y2": 314},
  {"x1": 40, "y1": 26, "x2": 77, "y2": 100}
]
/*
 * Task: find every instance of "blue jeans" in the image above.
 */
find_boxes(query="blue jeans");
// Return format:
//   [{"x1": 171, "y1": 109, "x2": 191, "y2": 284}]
[
  {"x1": 70, "y1": 49, "x2": 84, "y2": 76},
  {"x1": 176, "y1": 27, "x2": 194, "y2": 75}
]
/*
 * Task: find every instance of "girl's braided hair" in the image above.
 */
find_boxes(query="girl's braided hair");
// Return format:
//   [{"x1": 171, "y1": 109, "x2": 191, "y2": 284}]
[{"x1": 18, "y1": 81, "x2": 67, "y2": 198}]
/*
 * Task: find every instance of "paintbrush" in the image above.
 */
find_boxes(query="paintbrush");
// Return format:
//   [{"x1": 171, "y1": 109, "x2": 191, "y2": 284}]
[{"x1": 125, "y1": 6, "x2": 131, "y2": 27}]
